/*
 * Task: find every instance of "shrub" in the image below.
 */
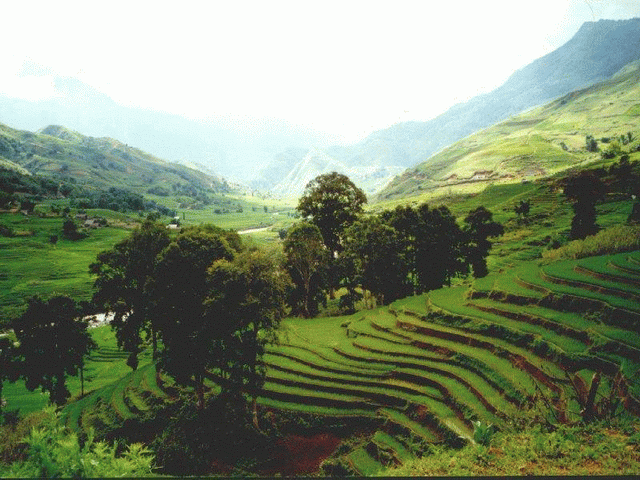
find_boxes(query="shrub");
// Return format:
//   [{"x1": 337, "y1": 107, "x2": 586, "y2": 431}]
[
  {"x1": 0, "y1": 408, "x2": 155, "y2": 478},
  {"x1": 0, "y1": 223, "x2": 14, "y2": 237},
  {"x1": 542, "y1": 224, "x2": 640, "y2": 262}
]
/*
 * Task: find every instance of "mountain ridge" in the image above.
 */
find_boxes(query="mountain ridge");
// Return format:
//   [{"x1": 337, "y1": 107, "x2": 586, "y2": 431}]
[
  {"x1": 257, "y1": 18, "x2": 640, "y2": 198},
  {"x1": 0, "y1": 121, "x2": 230, "y2": 196},
  {"x1": 1, "y1": 18, "x2": 639, "y2": 197},
  {"x1": 376, "y1": 56, "x2": 640, "y2": 202}
]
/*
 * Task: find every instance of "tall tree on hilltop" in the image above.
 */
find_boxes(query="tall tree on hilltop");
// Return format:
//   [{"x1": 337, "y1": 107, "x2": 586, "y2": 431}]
[
  {"x1": 297, "y1": 172, "x2": 367, "y2": 254},
  {"x1": 283, "y1": 222, "x2": 329, "y2": 318},
  {"x1": 464, "y1": 206, "x2": 504, "y2": 279},
  {"x1": 11, "y1": 296, "x2": 96, "y2": 406},
  {"x1": 564, "y1": 173, "x2": 606, "y2": 240},
  {"x1": 90, "y1": 219, "x2": 170, "y2": 367}
]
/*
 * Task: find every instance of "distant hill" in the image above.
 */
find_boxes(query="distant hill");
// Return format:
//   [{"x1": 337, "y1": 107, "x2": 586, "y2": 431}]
[
  {"x1": 2, "y1": 18, "x2": 639, "y2": 197},
  {"x1": 257, "y1": 18, "x2": 640, "y2": 197},
  {"x1": 0, "y1": 122, "x2": 229, "y2": 195},
  {"x1": 0, "y1": 74, "x2": 336, "y2": 184},
  {"x1": 376, "y1": 58, "x2": 640, "y2": 201}
]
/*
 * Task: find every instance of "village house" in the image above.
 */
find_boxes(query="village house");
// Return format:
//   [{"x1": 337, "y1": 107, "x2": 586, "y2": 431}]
[{"x1": 471, "y1": 170, "x2": 494, "y2": 181}]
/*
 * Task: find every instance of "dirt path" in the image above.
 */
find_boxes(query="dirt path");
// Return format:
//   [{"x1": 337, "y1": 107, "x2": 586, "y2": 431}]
[{"x1": 238, "y1": 226, "x2": 271, "y2": 235}]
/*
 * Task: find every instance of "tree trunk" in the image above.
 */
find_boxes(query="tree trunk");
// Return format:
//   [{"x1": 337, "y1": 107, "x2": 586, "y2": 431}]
[
  {"x1": 582, "y1": 371, "x2": 601, "y2": 422},
  {"x1": 152, "y1": 327, "x2": 158, "y2": 360},
  {"x1": 303, "y1": 279, "x2": 311, "y2": 318},
  {"x1": 80, "y1": 365, "x2": 84, "y2": 397},
  {"x1": 252, "y1": 397, "x2": 259, "y2": 430}
]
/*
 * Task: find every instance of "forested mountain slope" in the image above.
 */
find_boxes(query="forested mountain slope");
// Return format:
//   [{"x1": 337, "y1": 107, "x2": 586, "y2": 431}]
[{"x1": 0, "y1": 122, "x2": 230, "y2": 195}]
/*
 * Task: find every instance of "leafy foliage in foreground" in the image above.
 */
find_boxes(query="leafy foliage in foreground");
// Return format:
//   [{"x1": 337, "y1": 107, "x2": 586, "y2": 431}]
[
  {"x1": 0, "y1": 408, "x2": 155, "y2": 478},
  {"x1": 386, "y1": 419, "x2": 640, "y2": 477}
]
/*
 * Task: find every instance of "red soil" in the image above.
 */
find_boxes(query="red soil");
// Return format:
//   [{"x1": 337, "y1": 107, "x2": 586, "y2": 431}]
[{"x1": 259, "y1": 432, "x2": 342, "y2": 476}]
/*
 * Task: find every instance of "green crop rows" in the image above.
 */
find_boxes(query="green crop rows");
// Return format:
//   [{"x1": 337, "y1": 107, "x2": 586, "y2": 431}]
[{"x1": 5, "y1": 248, "x2": 640, "y2": 475}]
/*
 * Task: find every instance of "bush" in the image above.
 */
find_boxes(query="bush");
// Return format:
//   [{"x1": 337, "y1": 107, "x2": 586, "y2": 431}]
[
  {"x1": 542, "y1": 224, "x2": 640, "y2": 262},
  {"x1": 0, "y1": 223, "x2": 14, "y2": 237},
  {"x1": 0, "y1": 408, "x2": 155, "y2": 478}
]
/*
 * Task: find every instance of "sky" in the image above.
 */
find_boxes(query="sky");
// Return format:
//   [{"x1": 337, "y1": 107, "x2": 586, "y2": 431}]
[{"x1": 1, "y1": 0, "x2": 639, "y2": 144}]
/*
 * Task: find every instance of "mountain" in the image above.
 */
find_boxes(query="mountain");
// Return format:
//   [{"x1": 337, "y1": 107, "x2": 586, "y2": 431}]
[
  {"x1": 272, "y1": 18, "x2": 640, "y2": 198},
  {"x1": 0, "y1": 122, "x2": 229, "y2": 195},
  {"x1": 376, "y1": 58, "x2": 640, "y2": 201},
  {"x1": 0, "y1": 73, "x2": 337, "y2": 184},
  {"x1": 2, "y1": 19, "x2": 639, "y2": 197}
]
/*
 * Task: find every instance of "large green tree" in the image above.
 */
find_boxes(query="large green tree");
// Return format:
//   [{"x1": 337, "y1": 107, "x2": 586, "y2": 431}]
[
  {"x1": 564, "y1": 173, "x2": 607, "y2": 240},
  {"x1": 148, "y1": 226, "x2": 238, "y2": 408},
  {"x1": 10, "y1": 296, "x2": 96, "y2": 405},
  {"x1": 297, "y1": 172, "x2": 367, "y2": 254},
  {"x1": 343, "y1": 216, "x2": 410, "y2": 307},
  {"x1": 414, "y1": 205, "x2": 469, "y2": 292},
  {"x1": 283, "y1": 222, "x2": 329, "y2": 318},
  {"x1": 204, "y1": 250, "x2": 289, "y2": 426},
  {"x1": 90, "y1": 219, "x2": 171, "y2": 367},
  {"x1": 382, "y1": 203, "x2": 468, "y2": 293}
]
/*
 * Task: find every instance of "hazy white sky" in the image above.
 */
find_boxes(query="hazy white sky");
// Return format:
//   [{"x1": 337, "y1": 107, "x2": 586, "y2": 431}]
[{"x1": 1, "y1": 0, "x2": 639, "y2": 143}]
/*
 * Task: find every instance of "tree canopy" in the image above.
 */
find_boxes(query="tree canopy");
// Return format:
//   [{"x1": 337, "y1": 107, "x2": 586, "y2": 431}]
[
  {"x1": 297, "y1": 172, "x2": 367, "y2": 254},
  {"x1": 283, "y1": 222, "x2": 329, "y2": 318},
  {"x1": 148, "y1": 226, "x2": 237, "y2": 408},
  {"x1": 343, "y1": 216, "x2": 410, "y2": 306},
  {"x1": 205, "y1": 250, "x2": 289, "y2": 424},
  {"x1": 564, "y1": 173, "x2": 607, "y2": 240},
  {"x1": 464, "y1": 206, "x2": 504, "y2": 278},
  {"x1": 90, "y1": 219, "x2": 171, "y2": 367},
  {"x1": 10, "y1": 296, "x2": 96, "y2": 405}
]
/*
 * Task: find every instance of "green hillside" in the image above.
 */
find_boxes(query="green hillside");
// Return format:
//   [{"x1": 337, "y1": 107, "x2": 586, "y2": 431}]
[
  {"x1": 0, "y1": 123, "x2": 229, "y2": 196},
  {"x1": 377, "y1": 60, "x2": 640, "y2": 204}
]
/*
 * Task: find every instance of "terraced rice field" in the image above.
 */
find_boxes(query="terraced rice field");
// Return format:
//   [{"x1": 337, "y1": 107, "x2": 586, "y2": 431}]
[
  {"x1": 58, "y1": 250, "x2": 640, "y2": 475},
  {"x1": 253, "y1": 250, "x2": 640, "y2": 474}
]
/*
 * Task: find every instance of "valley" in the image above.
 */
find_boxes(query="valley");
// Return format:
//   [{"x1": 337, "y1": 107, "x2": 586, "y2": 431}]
[{"x1": 0, "y1": 15, "x2": 640, "y2": 478}]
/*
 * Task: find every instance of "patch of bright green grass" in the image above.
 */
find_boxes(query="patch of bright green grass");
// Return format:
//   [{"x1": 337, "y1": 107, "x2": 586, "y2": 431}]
[
  {"x1": 0, "y1": 213, "x2": 129, "y2": 320},
  {"x1": 346, "y1": 446, "x2": 383, "y2": 476}
]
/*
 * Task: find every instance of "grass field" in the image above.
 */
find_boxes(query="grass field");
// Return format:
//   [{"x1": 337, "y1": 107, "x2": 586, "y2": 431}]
[{"x1": 0, "y1": 212, "x2": 130, "y2": 320}]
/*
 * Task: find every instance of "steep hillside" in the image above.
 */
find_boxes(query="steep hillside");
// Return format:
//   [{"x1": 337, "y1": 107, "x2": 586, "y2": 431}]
[
  {"x1": 259, "y1": 18, "x2": 640, "y2": 198},
  {"x1": 266, "y1": 148, "x2": 404, "y2": 198},
  {"x1": 0, "y1": 122, "x2": 230, "y2": 195},
  {"x1": 377, "y1": 58, "x2": 640, "y2": 202}
]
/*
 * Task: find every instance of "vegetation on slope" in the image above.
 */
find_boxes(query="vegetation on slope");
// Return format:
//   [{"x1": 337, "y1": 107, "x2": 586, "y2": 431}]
[{"x1": 378, "y1": 59, "x2": 640, "y2": 203}]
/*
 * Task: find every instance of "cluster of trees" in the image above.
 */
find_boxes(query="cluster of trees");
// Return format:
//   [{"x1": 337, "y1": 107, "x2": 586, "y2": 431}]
[
  {"x1": 69, "y1": 187, "x2": 145, "y2": 212},
  {"x1": 284, "y1": 172, "x2": 504, "y2": 317},
  {"x1": 0, "y1": 168, "x2": 175, "y2": 217},
  {"x1": 2, "y1": 172, "x2": 506, "y2": 421},
  {"x1": 563, "y1": 155, "x2": 640, "y2": 239},
  {"x1": 0, "y1": 168, "x2": 64, "y2": 201},
  {"x1": 585, "y1": 132, "x2": 636, "y2": 155},
  {"x1": 90, "y1": 222, "x2": 288, "y2": 416}
]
